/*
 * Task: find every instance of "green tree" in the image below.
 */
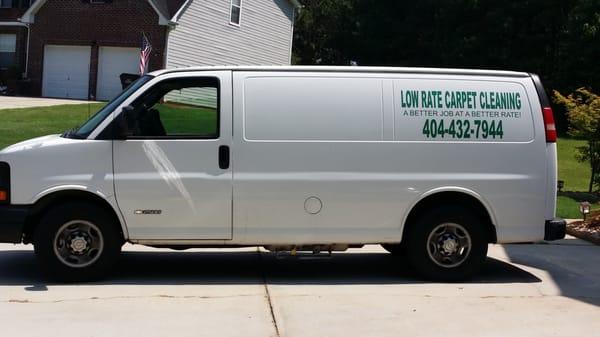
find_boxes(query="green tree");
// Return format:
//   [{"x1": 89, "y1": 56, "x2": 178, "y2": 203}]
[
  {"x1": 292, "y1": 0, "x2": 356, "y2": 65},
  {"x1": 292, "y1": 0, "x2": 600, "y2": 134},
  {"x1": 554, "y1": 88, "x2": 600, "y2": 192}
]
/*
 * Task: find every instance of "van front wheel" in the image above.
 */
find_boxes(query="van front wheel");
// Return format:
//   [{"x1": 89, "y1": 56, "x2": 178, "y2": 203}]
[
  {"x1": 34, "y1": 202, "x2": 122, "y2": 282},
  {"x1": 406, "y1": 206, "x2": 487, "y2": 281}
]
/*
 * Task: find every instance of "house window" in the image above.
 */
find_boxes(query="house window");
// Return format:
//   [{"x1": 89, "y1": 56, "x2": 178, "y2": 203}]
[
  {"x1": 0, "y1": 0, "x2": 13, "y2": 8},
  {"x1": 230, "y1": 0, "x2": 242, "y2": 25},
  {"x1": 0, "y1": 34, "x2": 16, "y2": 69}
]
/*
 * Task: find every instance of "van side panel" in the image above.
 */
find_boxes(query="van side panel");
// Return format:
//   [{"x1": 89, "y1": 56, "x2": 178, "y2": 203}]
[
  {"x1": 232, "y1": 72, "x2": 401, "y2": 244},
  {"x1": 392, "y1": 76, "x2": 548, "y2": 243},
  {"x1": 392, "y1": 80, "x2": 534, "y2": 142},
  {"x1": 232, "y1": 72, "x2": 548, "y2": 245},
  {"x1": 244, "y1": 77, "x2": 385, "y2": 141}
]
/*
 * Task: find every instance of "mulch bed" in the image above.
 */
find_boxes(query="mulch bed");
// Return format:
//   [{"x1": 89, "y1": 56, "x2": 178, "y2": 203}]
[{"x1": 567, "y1": 212, "x2": 600, "y2": 245}]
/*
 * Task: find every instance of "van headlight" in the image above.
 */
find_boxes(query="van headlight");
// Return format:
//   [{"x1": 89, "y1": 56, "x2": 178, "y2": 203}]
[{"x1": 0, "y1": 162, "x2": 9, "y2": 204}]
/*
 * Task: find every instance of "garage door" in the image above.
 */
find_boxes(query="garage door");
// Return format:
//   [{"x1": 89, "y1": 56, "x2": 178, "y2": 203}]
[
  {"x1": 42, "y1": 45, "x2": 91, "y2": 99},
  {"x1": 97, "y1": 47, "x2": 140, "y2": 101}
]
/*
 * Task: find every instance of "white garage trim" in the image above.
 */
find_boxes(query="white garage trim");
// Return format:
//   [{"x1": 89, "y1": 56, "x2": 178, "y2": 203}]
[
  {"x1": 42, "y1": 45, "x2": 91, "y2": 100},
  {"x1": 96, "y1": 46, "x2": 140, "y2": 101}
]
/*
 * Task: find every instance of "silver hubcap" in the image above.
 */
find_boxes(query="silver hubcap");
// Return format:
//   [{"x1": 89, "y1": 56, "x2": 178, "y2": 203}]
[
  {"x1": 69, "y1": 236, "x2": 88, "y2": 253},
  {"x1": 53, "y1": 220, "x2": 104, "y2": 268},
  {"x1": 426, "y1": 223, "x2": 472, "y2": 268}
]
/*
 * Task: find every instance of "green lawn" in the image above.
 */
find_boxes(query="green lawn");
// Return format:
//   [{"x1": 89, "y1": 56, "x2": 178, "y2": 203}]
[
  {"x1": 155, "y1": 103, "x2": 218, "y2": 136},
  {"x1": 0, "y1": 104, "x2": 596, "y2": 219},
  {"x1": 556, "y1": 195, "x2": 600, "y2": 219},
  {"x1": 556, "y1": 137, "x2": 600, "y2": 218},
  {"x1": 0, "y1": 103, "x2": 104, "y2": 149},
  {"x1": 0, "y1": 103, "x2": 218, "y2": 149},
  {"x1": 557, "y1": 138, "x2": 592, "y2": 192}
]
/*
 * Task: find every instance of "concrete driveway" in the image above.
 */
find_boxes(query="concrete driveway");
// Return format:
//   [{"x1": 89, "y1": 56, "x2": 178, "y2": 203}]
[
  {"x1": 0, "y1": 238, "x2": 598, "y2": 337},
  {"x1": 0, "y1": 96, "x2": 94, "y2": 109}
]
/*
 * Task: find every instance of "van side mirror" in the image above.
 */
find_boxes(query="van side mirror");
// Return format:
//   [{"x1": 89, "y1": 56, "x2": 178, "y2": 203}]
[{"x1": 114, "y1": 105, "x2": 136, "y2": 140}]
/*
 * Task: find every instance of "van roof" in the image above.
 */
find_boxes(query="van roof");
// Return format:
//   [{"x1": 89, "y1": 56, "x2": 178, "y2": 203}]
[{"x1": 150, "y1": 66, "x2": 531, "y2": 78}]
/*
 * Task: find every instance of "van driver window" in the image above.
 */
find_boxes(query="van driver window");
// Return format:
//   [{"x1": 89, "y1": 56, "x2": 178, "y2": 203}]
[{"x1": 126, "y1": 77, "x2": 219, "y2": 139}]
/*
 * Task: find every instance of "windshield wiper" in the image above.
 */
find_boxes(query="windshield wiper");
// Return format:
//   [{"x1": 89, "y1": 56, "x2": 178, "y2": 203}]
[{"x1": 61, "y1": 126, "x2": 84, "y2": 139}]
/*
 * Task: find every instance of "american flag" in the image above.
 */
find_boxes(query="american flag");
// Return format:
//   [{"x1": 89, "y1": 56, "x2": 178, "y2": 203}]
[{"x1": 139, "y1": 33, "x2": 152, "y2": 74}]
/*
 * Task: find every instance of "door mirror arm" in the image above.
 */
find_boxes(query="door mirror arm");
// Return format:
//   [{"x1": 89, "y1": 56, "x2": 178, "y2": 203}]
[{"x1": 114, "y1": 105, "x2": 136, "y2": 140}]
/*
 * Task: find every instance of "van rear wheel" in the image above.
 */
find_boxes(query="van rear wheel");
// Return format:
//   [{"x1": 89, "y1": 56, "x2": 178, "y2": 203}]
[
  {"x1": 406, "y1": 206, "x2": 487, "y2": 281},
  {"x1": 34, "y1": 202, "x2": 123, "y2": 282}
]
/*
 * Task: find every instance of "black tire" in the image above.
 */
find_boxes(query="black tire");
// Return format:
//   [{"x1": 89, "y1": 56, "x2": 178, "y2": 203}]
[
  {"x1": 33, "y1": 202, "x2": 123, "y2": 282},
  {"x1": 405, "y1": 206, "x2": 488, "y2": 282},
  {"x1": 381, "y1": 243, "x2": 405, "y2": 256}
]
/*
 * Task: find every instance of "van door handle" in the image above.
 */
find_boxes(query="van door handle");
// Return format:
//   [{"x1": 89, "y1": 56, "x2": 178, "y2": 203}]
[{"x1": 219, "y1": 145, "x2": 230, "y2": 170}]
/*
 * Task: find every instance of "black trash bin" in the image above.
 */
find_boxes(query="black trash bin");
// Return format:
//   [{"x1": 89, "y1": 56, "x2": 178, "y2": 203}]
[{"x1": 16, "y1": 79, "x2": 32, "y2": 96}]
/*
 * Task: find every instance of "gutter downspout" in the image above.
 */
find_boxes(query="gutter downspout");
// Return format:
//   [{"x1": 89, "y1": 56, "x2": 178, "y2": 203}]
[
  {"x1": 289, "y1": 9, "x2": 295, "y2": 65},
  {"x1": 163, "y1": 25, "x2": 171, "y2": 69},
  {"x1": 163, "y1": 0, "x2": 186, "y2": 69},
  {"x1": 24, "y1": 23, "x2": 30, "y2": 77}
]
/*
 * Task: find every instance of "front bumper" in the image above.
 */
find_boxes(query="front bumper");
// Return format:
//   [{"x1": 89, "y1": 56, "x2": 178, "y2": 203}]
[
  {"x1": 545, "y1": 218, "x2": 567, "y2": 241},
  {"x1": 0, "y1": 205, "x2": 29, "y2": 243}
]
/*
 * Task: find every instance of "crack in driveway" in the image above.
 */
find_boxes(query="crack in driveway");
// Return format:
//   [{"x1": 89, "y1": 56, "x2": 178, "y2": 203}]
[{"x1": 257, "y1": 247, "x2": 281, "y2": 337}]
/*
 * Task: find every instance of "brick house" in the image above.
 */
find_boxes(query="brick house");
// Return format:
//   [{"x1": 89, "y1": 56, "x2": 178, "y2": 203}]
[
  {"x1": 1, "y1": 0, "x2": 299, "y2": 100},
  {"x1": 0, "y1": 0, "x2": 30, "y2": 86}
]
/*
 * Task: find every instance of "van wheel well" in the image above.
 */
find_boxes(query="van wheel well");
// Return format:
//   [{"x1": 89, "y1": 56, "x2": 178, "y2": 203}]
[
  {"x1": 402, "y1": 192, "x2": 497, "y2": 244},
  {"x1": 23, "y1": 191, "x2": 124, "y2": 244}
]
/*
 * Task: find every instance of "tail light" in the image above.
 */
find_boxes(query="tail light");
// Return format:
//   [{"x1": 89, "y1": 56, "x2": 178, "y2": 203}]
[
  {"x1": 542, "y1": 107, "x2": 557, "y2": 143},
  {"x1": 0, "y1": 162, "x2": 9, "y2": 204}
]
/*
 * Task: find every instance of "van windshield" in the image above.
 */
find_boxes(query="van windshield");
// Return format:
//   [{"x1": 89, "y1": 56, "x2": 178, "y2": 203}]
[{"x1": 64, "y1": 75, "x2": 154, "y2": 139}]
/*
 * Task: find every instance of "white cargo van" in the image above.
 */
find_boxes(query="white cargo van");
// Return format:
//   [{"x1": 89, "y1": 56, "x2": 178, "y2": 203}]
[{"x1": 0, "y1": 66, "x2": 565, "y2": 281}]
